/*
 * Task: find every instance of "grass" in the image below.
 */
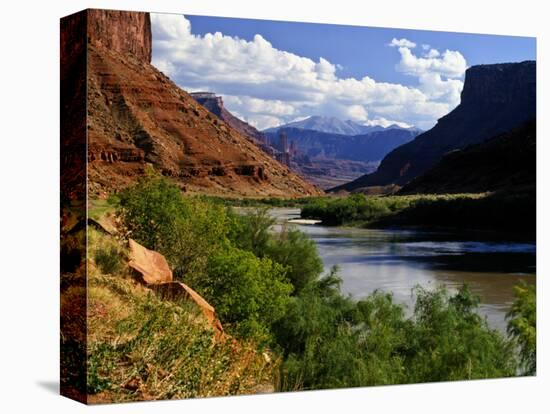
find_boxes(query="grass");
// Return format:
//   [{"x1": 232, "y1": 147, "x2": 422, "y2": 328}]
[
  {"x1": 88, "y1": 198, "x2": 117, "y2": 221},
  {"x1": 94, "y1": 245, "x2": 123, "y2": 275}
]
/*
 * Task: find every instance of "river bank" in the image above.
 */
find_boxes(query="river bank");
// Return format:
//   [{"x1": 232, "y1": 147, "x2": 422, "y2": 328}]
[{"x1": 300, "y1": 191, "x2": 536, "y2": 241}]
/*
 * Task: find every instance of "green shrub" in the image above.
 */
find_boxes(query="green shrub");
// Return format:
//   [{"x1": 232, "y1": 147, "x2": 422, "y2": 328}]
[
  {"x1": 275, "y1": 282, "x2": 517, "y2": 391},
  {"x1": 227, "y1": 207, "x2": 275, "y2": 257},
  {"x1": 220, "y1": 208, "x2": 327, "y2": 341},
  {"x1": 118, "y1": 169, "x2": 228, "y2": 279},
  {"x1": 87, "y1": 343, "x2": 115, "y2": 393},
  {"x1": 301, "y1": 193, "x2": 411, "y2": 226},
  {"x1": 202, "y1": 246, "x2": 293, "y2": 343},
  {"x1": 405, "y1": 285, "x2": 516, "y2": 382},
  {"x1": 302, "y1": 191, "x2": 534, "y2": 236},
  {"x1": 117, "y1": 168, "x2": 189, "y2": 251},
  {"x1": 507, "y1": 282, "x2": 536, "y2": 375},
  {"x1": 116, "y1": 172, "x2": 295, "y2": 343},
  {"x1": 264, "y1": 227, "x2": 324, "y2": 295},
  {"x1": 198, "y1": 195, "x2": 321, "y2": 208},
  {"x1": 228, "y1": 209, "x2": 324, "y2": 295}
]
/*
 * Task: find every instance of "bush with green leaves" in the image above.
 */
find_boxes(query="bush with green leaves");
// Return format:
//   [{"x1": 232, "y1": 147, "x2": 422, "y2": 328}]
[
  {"x1": 227, "y1": 207, "x2": 275, "y2": 257},
  {"x1": 202, "y1": 246, "x2": 293, "y2": 343},
  {"x1": 228, "y1": 208, "x2": 324, "y2": 295},
  {"x1": 301, "y1": 193, "x2": 411, "y2": 226},
  {"x1": 117, "y1": 169, "x2": 189, "y2": 251},
  {"x1": 301, "y1": 191, "x2": 535, "y2": 236},
  {"x1": 265, "y1": 227, "x2": 324, "y2": 294},
  {"x1": 507, "y1": 282, "x2": 536, "y2": 375},
  {"x1": 274, "y1": 282, "x2": 517, "y2": 391},
  {"x1": 404, "y1": 285, "x2": 516, "y2": 382},
  {"x1": 117, "y1": 169, "x2": 228, "y2": 279}
]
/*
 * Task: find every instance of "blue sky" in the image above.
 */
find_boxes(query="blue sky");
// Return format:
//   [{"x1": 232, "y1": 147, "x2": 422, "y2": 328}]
[
  {"x1": 187, "y1": 15, "x2": 535, "y2": 85},
  {"x1": 151, "y1": 13, "x2": 535, "y2": 130}
]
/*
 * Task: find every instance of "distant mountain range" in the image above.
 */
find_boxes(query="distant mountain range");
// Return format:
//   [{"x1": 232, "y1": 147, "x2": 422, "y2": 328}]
[
  {"x1": 262, "y1": 116, "x2": 421, "y2": 188},
  {"x1": 264, "y1": 115, "x2": 420, "y2": 136},
  {"x1": 332, "y1": 61, "x2": 536, "y2": 193},
  {"x1": 264, "y1": 127, "x2": 420, "y2": 163}
]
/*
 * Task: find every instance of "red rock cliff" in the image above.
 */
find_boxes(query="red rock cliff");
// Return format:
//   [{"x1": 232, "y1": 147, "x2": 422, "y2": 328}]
[{"x1": 87, "y1": 9, "x2": 151, "y2": 62}]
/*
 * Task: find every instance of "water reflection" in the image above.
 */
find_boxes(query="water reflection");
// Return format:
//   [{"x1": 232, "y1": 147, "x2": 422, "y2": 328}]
[{"x1": 269, "y1": 208, "x2": 536, "y2": 333}]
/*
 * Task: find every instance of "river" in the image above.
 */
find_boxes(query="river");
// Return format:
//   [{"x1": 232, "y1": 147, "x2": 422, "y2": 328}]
[{"x1": 269, "y1": 208, "x2": 536, "y2": 333}]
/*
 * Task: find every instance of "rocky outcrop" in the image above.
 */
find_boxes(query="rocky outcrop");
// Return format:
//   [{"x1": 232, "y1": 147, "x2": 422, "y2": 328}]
[
  {"x1": 128, "y1": 239, "x2": 225, "y2": 339},
  {"x1": 62, "y1": 10, "x2": 322, "y2": 198},
  {"x1": 128, "y1": 239, "x2": 173, "y2": 284},
  {"x1": 190, "y1": 92, "x2": 225, "y2": 117},
  {"x1": 333, "y1": 61, "x2": 536, "y2": 192},
  {"x1": 87, "y1": 9, "x2": 151, "y2": 62},
  {"x1": 190, "y1": 92, "x2": 267, "y2": 143},
  {"x1": 460, "y1": 62, "x2": 536, "y2": 106},
  {"x1": 160, "y1": 163, "x2": 268, "y2": 181},
  {"x1": 88, "y1": 145, "x2": 144, "y2": 163}
]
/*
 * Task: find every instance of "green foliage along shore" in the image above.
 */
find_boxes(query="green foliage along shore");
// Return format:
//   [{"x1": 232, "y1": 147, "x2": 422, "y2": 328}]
[
  {"x1": 99, "y1": 171, "x2": 536, "y2": 395},
  {"x1": 301, "y1": 191, "x2": 535, "y2": 237}
]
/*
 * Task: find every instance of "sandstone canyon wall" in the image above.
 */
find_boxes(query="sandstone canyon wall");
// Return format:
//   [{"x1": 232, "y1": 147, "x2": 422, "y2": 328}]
[
  {"x1": 62, "y1": 9, "x2": 321, "y2": 198},
  {"x1": 87, "y1": 9, "x2": 152, "y2": 62}
]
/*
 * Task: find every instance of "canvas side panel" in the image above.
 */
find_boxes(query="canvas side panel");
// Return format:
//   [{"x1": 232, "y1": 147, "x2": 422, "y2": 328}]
[{"x1": 60, "y1": 9, "x2": 88, "y2": 404}]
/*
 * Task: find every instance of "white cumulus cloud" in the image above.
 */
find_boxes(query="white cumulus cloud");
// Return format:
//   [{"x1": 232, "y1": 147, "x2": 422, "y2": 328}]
[
  {"x1": 393, "y1": 44, "x2": 467, "y2": 112},
  {"x1": 396, "y1": 47, "x2": 467, "y2": 78},
  {"x1": 151, "y1": 14, "x2": 467, "y2": 130},
  {"x1": 424, "y1": 48, "x2": 440, "y2": 58},
  {"x1": 389, "y1": 38, "x2": 417, "y2": 49}
]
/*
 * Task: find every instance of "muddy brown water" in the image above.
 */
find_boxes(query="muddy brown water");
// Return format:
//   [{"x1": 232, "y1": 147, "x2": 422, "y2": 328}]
[{"x1": 268, "y1": 208, "x2": 536, "y2": 334}]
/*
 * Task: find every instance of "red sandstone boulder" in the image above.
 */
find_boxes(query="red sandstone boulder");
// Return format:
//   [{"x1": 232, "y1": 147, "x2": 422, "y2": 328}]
[
  {"x1": 128, "y1": 239, "x2": 173, "y2": 284},
  {"x1": 127, "y1": 239, "x2": 225, "y2": 339}
]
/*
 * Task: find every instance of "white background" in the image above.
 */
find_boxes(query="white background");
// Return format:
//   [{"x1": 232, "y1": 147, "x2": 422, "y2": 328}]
[{"x1": 0, "y1": 0, "x2": 547, "y2": 412}]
